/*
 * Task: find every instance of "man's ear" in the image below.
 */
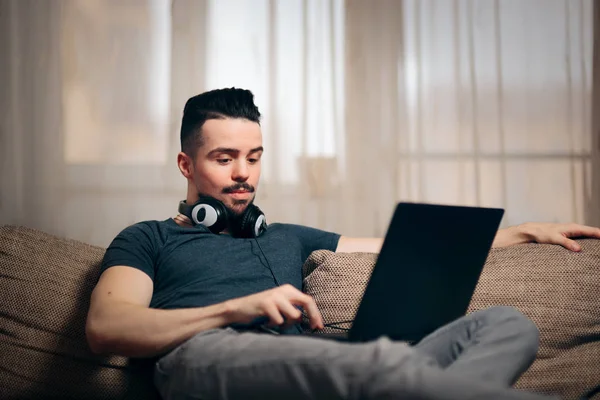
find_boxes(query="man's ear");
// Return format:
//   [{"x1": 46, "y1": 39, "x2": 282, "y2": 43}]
[{"x1": 177, "y1": 152, "x2": 194, "y2": 179}]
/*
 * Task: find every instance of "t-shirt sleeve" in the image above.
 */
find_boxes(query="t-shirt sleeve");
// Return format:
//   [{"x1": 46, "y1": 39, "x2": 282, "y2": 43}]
[
  {"x1": 100, "y1": 222, "x2": 158, "y2": 281},
  {"x1": 281, "y1": 223, "x2": 341, "y2": 262}
]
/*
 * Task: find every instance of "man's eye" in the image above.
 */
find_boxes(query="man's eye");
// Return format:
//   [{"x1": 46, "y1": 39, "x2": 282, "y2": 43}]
[
  {"x1": 248, "y1": 158, "x2": 259, "y2": 164},
  {"x1": 217, "y1": 159, "x2": 232, "y2": 164}
]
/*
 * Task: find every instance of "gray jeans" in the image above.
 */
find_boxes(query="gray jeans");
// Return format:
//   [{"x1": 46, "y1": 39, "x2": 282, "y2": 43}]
[{"x1": 154, "y1": 306, "x2": 559, "y2": 400}]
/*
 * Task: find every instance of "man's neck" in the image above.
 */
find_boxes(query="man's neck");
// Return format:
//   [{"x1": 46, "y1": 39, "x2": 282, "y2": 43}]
[
  {"x1": 173, "y1": 213, "x2": 231, "y2": 235},
  {"x1": 173, "y1": 214, "x2": 193, "y2": 228}
]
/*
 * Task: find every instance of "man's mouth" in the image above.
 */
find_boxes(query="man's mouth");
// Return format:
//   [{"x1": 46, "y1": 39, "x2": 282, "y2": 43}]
[
  {"x1": 228, "y1": 190, "x2": 252, "y2": 198},
  {"x1": 223, "y1": 184, "x2": 254, "y2": 194}
]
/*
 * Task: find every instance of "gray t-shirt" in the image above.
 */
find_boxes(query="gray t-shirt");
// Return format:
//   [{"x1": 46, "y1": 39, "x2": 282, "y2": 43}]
[{"x1": 101, "y1": 219, "x2": 340, "y2": 333}]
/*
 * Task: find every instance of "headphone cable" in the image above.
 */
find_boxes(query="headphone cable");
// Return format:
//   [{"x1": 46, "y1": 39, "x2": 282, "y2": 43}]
[
  {"x1": 254, "y1": 238, "x2": 354, "y2": 332},
  {"x1": 254, "y1": 238, "x2": 282, "y2": 287}
]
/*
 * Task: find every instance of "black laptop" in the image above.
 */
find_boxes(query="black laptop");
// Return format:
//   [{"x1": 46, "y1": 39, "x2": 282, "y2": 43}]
[{"x1": 318, "y1": 202, "x2": 504, "y2": 344}]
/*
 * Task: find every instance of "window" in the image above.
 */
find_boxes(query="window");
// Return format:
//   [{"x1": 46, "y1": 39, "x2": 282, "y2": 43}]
[
  {"x1": 204, "y1": 0, "x2": 345, "y2": 184},
  {"x1": 398, "y1": 0, "x2": 593, "y2": 225},
  {"x1": 62, "y1": 0, "x2": 171, "y2": 165}
]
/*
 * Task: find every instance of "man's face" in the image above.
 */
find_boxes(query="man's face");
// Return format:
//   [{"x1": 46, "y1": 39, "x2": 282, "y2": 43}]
[{"x1": 186, "y1": 118, "x2": 263, "y2": 215}]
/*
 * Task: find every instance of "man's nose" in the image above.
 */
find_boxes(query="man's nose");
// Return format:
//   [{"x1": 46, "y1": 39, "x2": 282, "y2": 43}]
[{"x1": 232, "y1": 160, "x2": 249, "y2": 181}]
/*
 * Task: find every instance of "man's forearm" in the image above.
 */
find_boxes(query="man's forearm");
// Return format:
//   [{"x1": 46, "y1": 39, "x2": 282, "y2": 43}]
[
  {"x1": 86, "y1": 301, "x2": 233, "y2": 358},
  {"x1": 337, "y1": 225, "x2": 535, "y2": 253},
  {"x1": 336, "y1": 237, "x2": 383, "y2": 253}
]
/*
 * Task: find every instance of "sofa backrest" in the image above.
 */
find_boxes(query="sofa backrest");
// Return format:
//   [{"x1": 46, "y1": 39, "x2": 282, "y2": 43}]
[{"x1": 0, "y1": 225, "x2": 159, "y2": 400}]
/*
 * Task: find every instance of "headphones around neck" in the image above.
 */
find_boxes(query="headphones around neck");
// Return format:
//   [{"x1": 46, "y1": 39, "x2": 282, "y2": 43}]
[{"x1": 178, "y1": 196, "x2": 268, "y2": 238}]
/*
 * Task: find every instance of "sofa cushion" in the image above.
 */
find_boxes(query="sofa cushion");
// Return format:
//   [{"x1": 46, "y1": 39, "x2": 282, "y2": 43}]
[
  {"x1": 302, "y1": 239, "x2": 600, "y2": 399},
  {"x1": 0, "y1": 225, "x2": 159, "y2": 400}
]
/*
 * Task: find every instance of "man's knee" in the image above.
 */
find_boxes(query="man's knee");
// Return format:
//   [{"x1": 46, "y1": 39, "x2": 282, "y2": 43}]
[
  {"x1": 484, "y1": 306, "x2": 539, "y2": 333},
  {"x1": 483, "y1": 306, "x2": 540, "y2": 353}
]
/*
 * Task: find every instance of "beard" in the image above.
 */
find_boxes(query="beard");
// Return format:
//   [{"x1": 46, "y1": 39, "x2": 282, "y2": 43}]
[
  {"x1": 228, "y1": 196, "x2": 255, "y2": 216},
  {"x1": 196, "y1": 185, "x2": 256, "y2": 217},
  {"x1": 221, "y1": 182, "x2": 256, "y2": 216}
]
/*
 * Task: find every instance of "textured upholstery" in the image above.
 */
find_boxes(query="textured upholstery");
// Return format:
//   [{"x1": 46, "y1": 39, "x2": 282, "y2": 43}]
[
  {"x1": 2, "y1": 224, "x2": 599, "y2": 399},
  {"x1": 303, "y1": 240, "x2": 600, "y2": 400},
  {"x1": 0, "y1": 225, "x2": 159, "y2": 400}
]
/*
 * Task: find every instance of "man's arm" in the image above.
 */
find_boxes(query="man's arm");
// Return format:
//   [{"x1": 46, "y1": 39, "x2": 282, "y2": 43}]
[
  {"x1": 85, "y1": 266, "x2": 233, "y2": 358},
  {"x1": 335, "y1": 223, "x2": 600, "y2": 254},
  {"x1": 86, "y1": 266, "x2": 324, "y2": 359},
  {"x1": 492, "y1": 222, "x2": 600, "y2": 251},
  {"x1": 336, "y1": 237, "x2": 383, "y2": 253}
]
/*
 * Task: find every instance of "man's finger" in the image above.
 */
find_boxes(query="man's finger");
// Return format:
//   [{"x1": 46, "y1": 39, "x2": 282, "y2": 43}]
[
  {"x1": 262, "y1": 302, "x2": 285, "y2": 326},
  {"x1": 282, "y1": 288, "x2": 324, "y2": 329},
  {"x1": 294, "y1": 295, "x2": 323, "y2": 330},
  {"x1": 559, "y1": 236, "x2": 581, "y2": 252},
  {"x1": 275, "y1": 299, "x2": 303, "y2": 326},
  {"x1": 568, "y1": 225, "x2": 600, "y2": 239}
]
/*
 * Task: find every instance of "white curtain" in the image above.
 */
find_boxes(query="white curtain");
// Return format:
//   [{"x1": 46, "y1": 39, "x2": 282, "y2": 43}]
[
  {"x1": 0, "y1": 0, "x2": 597, "y2": 247},
  {"x1": 347, "y1": 0, "x2": 597, "y2": 234}
]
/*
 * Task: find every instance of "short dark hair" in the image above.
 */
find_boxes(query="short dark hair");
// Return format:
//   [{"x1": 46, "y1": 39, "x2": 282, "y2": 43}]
[{"x1": 180, "y1": 88, "x2": 261, "y2": 157}]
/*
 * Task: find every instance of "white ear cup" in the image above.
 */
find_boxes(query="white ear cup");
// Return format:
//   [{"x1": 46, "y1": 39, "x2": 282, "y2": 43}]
[
  {"x1": 254, "y1": 214, "x2": 267, "y2": 237},
  {"x1": 191, "y1": 204, "x2": 219, "y2": 227}
]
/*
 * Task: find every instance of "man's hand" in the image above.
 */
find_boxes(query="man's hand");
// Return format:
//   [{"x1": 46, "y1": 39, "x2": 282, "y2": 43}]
[
  {"x1": 494, "y1": 222, "x2": 600, "y2": 251},
  {"x1": 226, "y1": 284, "x2": 324, "y2": 330}
]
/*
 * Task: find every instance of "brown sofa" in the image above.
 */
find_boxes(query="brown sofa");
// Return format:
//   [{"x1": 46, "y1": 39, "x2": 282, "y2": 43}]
[{"x1": 1, "y1": 224, "x2": 599, "y2": 399}]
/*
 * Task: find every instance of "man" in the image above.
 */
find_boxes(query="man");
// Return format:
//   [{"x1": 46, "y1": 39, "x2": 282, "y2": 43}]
[{"x1": 86, "y1": 88, "x2": 600, "y2": 400}]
